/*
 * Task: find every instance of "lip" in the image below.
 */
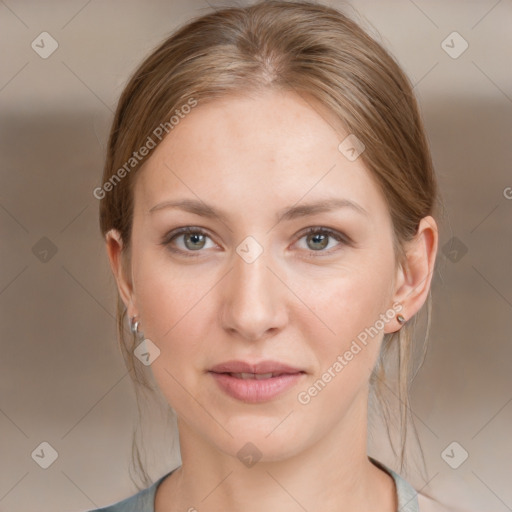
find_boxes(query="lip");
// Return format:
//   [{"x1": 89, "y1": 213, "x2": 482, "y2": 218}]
[
  {"x1": 209, "y1": 360, "x2": 304, "y2": 375},
  {"x1": 208, "y1": 360, "x2": 306, "y2": 403},
  {"x1": 209, "y1": 372, "x2": 305, "y2": 403}
]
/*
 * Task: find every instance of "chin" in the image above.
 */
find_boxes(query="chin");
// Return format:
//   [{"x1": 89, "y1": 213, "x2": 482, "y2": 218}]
[{"x1": 209, "y1": 419, "x2": 308, "y2": 463}]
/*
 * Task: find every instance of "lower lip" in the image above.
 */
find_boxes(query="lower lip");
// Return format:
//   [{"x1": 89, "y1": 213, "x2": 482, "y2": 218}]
[{"x1": 209, "y1": 372, "x2": 305, "y2": 403}]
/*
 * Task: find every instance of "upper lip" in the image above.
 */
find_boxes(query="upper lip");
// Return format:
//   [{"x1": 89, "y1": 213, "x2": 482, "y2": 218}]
[{"x1": 209, "y1": 360, "x2": 305, "y2": 375}]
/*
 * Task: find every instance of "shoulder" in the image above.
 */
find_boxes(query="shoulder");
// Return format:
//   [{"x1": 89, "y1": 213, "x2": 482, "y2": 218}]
[
  {"x1": 85, "y1": 470, "x2": 175, "y2": 512},
  {"x1": 417, "y1": 493, "x2": 458, "y2": 512},
  {"x1": 369, "y1": 457, "x2": 460, "y2": 512},
  {"x1": 86, "y1": 487, "x2": 155, "y2": 512},
  {"x1": 369, "y1": 457, "x2": 419, "y2": 511}
]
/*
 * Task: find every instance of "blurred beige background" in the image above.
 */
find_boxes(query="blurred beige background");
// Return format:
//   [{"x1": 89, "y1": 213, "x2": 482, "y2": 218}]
[{"x1": 1, "y1": 1, "x2": 511, "y2": 511}]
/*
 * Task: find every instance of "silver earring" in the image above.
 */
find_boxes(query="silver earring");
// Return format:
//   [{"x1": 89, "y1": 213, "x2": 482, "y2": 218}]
[
  {"x1": 397, "y1": 314, "x2": 406, "y2": 325},
  {"x1": 130, "y1": 316, "x2": 141, "y2": 335}
]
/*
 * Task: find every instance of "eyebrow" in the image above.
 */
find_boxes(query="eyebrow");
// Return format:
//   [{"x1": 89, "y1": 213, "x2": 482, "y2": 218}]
[{"x1": 149, "y1": 197, "x2": 369, "y2": 222}]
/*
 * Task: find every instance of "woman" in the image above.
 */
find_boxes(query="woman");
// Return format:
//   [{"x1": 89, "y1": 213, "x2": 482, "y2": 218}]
[{"x1": 93, "y1": 1, "x2": 440, "y2": 510}]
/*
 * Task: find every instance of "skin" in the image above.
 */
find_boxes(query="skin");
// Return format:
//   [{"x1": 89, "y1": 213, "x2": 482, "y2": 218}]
[{"x1": 106, "y1": 89, "x2": 438, "y2": 512}]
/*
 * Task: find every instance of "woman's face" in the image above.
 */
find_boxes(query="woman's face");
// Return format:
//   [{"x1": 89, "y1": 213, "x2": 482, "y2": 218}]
[{"x1": 118, "y1": 90, "x2": 406, "y2": 460}]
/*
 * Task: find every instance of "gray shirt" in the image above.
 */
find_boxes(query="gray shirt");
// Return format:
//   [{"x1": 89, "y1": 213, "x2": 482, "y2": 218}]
[{"x1": 89, "y1": 457, "x2": 419, "y2": 512}]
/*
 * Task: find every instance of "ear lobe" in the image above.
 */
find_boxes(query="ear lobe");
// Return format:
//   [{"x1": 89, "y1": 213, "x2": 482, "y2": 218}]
[
  {"x1": 384, "y1": 216, "x2": 438, "y2": 333},
  {"x1": 105, "y1": 228, "x2": 135, "y2": 314}
]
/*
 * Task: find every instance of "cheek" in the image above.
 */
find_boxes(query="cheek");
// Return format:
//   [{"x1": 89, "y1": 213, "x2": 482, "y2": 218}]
[
  {"x1": 131, "y1": 250, "x2": 225, "y2": 394},
  {"x1": 133, "y1": 246, "x2": 214, "y2": 336},
  {"x1": 293, "y1": 272, "x2": 392, "y2": 414},
  {"x1": 294, "y1": 255, "x2": 394, "y2": 370},
  {"x1": 133, "y1": 265, "x2": 211, "y2": 412}
]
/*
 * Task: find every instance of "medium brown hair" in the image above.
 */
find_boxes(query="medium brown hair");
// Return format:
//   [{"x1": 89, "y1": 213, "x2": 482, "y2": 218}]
[{"x1": 99, "y1": 0, "x2": 440, "y2": 491}]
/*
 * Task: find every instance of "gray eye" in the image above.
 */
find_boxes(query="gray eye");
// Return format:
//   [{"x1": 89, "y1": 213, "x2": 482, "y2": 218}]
[
  {"x1": 183, "y1": 233, "x2": 207, "y2": 250},
  {"x1": 306, "y1": 232, "x2": 330, "y2": 250}
]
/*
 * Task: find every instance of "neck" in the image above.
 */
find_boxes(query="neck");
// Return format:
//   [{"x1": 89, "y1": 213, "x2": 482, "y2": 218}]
[{"x1": 155, "y1": 388, "x2": 396, "y2": 512}]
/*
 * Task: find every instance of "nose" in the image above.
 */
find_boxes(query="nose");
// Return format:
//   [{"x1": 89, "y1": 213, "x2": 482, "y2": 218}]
[{"x1": 220, "y1": 244, "x2": 288, "y2": 342}]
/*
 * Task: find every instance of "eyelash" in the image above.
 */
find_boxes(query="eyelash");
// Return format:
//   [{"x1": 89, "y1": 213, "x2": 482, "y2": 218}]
[{"x1": 160, "y1": 226, "x2": 352, "y2": 259}]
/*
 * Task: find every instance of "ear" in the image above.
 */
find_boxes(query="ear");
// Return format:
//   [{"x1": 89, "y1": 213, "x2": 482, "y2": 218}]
[
  {"x1": 105, "y1": 228, "x2": 137, "y2": 318},
  {"x1": 384, "y1": 215, "x2": 438, "y2": 333}
]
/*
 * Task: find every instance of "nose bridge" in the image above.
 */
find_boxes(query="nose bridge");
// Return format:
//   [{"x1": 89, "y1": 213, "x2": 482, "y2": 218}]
[
  {"x1": 234, "y1": 249, "x2": 272, "y2": 300},
  {"x1": 221, "y1": 242, "x2": 286, "y2": 339}
]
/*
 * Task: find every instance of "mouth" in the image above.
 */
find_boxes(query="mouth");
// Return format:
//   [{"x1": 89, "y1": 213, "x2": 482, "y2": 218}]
[
  {"x1": 213, "y1": 371, "x2": 305, "y2": 380},
  {"x1": 208, "y1": 364, "x2": 306, "y2": 403},
  {"x1": 209, "y1": 359, "x2": 305, "y2": 376}
]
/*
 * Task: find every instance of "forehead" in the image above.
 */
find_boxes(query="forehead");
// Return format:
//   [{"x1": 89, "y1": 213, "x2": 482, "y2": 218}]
[{"x1": 135, "y1": 90, "x2": 388, "y2": 220}]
